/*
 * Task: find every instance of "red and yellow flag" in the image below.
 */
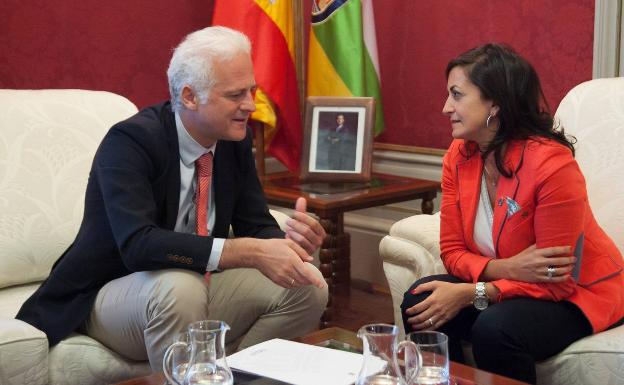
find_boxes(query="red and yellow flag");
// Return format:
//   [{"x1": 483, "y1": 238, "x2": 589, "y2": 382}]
[{"x1": 212, "y1": 0, "x2": 301, "y2": 171}]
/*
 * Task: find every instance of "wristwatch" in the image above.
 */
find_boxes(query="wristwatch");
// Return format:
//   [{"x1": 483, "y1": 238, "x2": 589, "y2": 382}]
[{"x1": 473, "y1": 282, "x2": 489, "y2": 310}]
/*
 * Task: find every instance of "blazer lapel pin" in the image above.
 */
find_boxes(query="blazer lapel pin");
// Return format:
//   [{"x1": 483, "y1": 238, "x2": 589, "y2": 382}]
[{"x1": 504, "y1": 196, "x2": 521, "y2": 217}]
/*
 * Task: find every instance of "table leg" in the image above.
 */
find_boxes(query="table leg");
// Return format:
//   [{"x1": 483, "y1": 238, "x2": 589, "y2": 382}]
[
  {"x1": 318, "y1": 212, "x2": 350, "y2": 326},
  {"x1": 421, "y1": 190, "x2": 437, "y2": 215}
]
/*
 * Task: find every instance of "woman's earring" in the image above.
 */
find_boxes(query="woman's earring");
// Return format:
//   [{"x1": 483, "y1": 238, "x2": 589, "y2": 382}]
[{"x1": 486, "y1": 113, "x2": 493, "y2": 128}]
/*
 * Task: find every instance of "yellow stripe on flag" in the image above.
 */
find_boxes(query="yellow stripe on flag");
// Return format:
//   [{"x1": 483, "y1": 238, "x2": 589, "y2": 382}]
[
  {"x1": 254, "y1": 0, "x2": 295, "y2": 60},
  {"x1": 307, "y1": 32, "x2": 352, "y2": 97},
  {"x1": 251, "y1": 87, "x2": 278, "y2": 146}
]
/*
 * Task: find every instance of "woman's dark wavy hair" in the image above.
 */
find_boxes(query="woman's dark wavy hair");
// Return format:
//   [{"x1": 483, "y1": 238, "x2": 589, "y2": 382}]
[{"x1": 446, "y1": 43, "x2": 576, "y2": 177}]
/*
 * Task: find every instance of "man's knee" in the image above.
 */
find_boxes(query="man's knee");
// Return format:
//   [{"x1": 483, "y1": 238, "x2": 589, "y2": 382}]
[
  {"x1": 300, "y1": 265, "x2": 328, "y2": 315},
  {"x1": 145, "y1": 269, "x2": 209, "y2": 320},
  {"x1": 305, "y1": 283, "x2": 328, "y2": 314}
]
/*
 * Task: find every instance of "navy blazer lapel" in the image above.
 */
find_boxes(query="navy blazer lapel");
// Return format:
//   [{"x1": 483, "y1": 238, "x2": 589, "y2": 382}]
[
  {"x1": 163, "y1": 105, "x2": 181, "y2": 230},
  {"x1": 212, "y1": 143, "x2": 233, "y2": 238},
  {"x1": 211, "y1": 128, "x2": 256, "y2": 238}
]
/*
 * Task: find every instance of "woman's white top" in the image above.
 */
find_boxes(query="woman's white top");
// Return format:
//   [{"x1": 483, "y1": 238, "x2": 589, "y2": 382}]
[{"x1": 474, "y1": 173, "x2": 496, "y2": 258}]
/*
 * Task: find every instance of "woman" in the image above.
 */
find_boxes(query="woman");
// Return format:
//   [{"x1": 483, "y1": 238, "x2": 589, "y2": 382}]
[{"x1": 401, "y1": 43, "x2": 624, "y2": 384}]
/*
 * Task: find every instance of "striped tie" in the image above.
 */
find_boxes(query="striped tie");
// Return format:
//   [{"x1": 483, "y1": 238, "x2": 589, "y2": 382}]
[
  {"x1": 195, "y1": 152, "x2": 213, "y2": 282},
  {"x1": 195, "y1": 152, "x2": 213, "y2": 236}
]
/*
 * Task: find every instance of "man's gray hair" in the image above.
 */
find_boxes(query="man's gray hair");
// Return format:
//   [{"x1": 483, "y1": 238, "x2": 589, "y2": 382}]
[{"x1": 167, "y1": 26, "x2": 251, "y2": 111}]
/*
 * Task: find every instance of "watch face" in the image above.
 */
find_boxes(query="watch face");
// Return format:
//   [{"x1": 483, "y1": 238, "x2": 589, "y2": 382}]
[{"x1": 474, "y1": 296, "x2": 488, "y2": 310}]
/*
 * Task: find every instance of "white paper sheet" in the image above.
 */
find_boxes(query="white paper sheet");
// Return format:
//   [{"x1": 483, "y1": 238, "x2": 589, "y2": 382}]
[{"x1": 227, "y1": 338, "x2": 385, "y2": 385}]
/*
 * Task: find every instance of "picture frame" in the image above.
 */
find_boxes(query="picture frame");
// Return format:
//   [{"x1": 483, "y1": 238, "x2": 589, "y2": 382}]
[{"x1": 300, "y1": 96, "x2": 375, "y2": 182}]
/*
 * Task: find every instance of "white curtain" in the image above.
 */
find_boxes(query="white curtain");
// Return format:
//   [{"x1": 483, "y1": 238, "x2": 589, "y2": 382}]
[{"x1": 594, "y1": 0, "x2": 624, "y2": 78}]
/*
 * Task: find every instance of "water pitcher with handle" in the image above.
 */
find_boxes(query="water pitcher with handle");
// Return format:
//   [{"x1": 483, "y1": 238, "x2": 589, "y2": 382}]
[
  {"x1": 356, "y1": 323, "x2": 422, "y2": 385},
  {"x1": 163, "y1": 320, "x2": 233, "y2": 385}
]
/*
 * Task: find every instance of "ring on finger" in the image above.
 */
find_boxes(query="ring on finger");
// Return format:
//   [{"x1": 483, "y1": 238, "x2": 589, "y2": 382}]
[
  {"x1": 428, "y1": 318, "x2": 434, "y2": 327},
  {"x1": 290, "y1": 278, "x2": 296, "y2": 286},
  {"x1": 547, "y1": 266, "x2": 556, "y2": 279}
]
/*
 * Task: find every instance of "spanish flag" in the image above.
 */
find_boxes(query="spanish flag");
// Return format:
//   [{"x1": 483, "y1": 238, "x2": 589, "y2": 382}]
[
  {"x1": 308, "y1": 0, "x2": 385, "y2": 135},
  {"x1": 212, "y1": 0, "x2": 302, "y2": 171}
]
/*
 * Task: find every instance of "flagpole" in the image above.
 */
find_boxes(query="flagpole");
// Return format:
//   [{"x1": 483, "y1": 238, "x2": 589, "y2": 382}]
[{"x1": 293, "y1": 0, "x2": 306, "y2": 121}]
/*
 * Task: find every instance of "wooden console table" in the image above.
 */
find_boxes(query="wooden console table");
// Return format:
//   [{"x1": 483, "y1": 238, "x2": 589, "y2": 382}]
[{"x1": 260, "y1": 172, "x2": 440, "y2": 326}]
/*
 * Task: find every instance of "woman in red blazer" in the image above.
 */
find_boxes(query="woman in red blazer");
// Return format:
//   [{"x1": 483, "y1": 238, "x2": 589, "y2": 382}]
[{"x1": 401, "y1": 44, "x2": 624, "y2": 384}]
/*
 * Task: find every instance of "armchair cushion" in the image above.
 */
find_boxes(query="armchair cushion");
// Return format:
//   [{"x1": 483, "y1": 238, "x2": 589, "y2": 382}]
[
  {"x1": 535, "y1": 326, "x2": 624, "y2": 385},
  {"x1": 0, "y1": 318, "x2": 48, "y2": 385},
  {"x1": 47, "y1": 334, "x2": 153, "y2": 385}
]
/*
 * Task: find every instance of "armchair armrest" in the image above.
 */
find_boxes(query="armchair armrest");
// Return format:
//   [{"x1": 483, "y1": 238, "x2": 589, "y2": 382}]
[
  {"x1": 388, "y1": 211, "x2": 442, "y2": 259},
  {"x1": 228, "y1": 209, "x2": 288, "y2": 238},
  {"x1": 269, "y1": 209, "x2": 289, "y2": 231},
  {"x1": 379, "y1": 212, "x2": 445, "y2": 337},
  {"x1": 268, "y1": 209, "x2": 322, "y2": 263}
]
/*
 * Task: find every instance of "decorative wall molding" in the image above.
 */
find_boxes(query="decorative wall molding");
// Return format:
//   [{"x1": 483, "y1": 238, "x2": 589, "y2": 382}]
[
  {"x1": 593, "y1": 0, "x2": 623, "y2": 78},
  {"x1": 374, "y1": 142, "x2": 446, "y2": 156},
  {"x1": 373, "y1": 148, "x2": 443, "y2": 187}
]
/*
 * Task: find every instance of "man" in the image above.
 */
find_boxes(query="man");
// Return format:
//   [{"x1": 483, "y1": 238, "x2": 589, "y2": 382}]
[
  {"x1": 316, "y1": 113, "x2": 357, "y2": 171},
  {"x1": 16, "y1": 26, "x2": 328, "y2": 371}
]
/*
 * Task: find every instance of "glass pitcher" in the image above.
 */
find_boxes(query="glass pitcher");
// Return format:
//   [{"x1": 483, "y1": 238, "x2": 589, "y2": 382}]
[
  {"x1": 162, "y1": 331, "x2": 191, "y2": 384},
  {"x1": 356, "y1": 323, "x2": 421, "y2": 385},
  {"x1": 163, "y1": 320, "x2": 233, "y2": 385}
]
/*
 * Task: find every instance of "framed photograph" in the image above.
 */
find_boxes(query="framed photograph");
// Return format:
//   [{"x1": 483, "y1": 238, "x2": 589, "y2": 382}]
[{"x1": 300, "y1": 96, "x2": 375, "y2": 182}]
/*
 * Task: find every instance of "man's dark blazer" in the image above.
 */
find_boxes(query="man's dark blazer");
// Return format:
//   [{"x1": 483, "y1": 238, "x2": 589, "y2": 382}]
[{"x1": 16, "y1": 102, "x2": 284, "y2": 346}]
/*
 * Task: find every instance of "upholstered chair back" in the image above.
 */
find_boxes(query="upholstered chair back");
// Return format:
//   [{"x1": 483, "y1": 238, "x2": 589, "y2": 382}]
[
  {"x1": 0, "y1": 90, "x2": 138, "y2": 290},
  {"x1": 554, "y1": 77, "x2": 624, "y2": 252}
]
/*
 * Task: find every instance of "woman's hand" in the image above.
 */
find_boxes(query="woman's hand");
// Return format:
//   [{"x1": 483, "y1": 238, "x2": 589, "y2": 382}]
[
  {"x1": 404, "y1": 281, "x2": 473, "y2": 331},
  {"x1": 488, "y1": 244, "x2": 576, "y2": 283}
]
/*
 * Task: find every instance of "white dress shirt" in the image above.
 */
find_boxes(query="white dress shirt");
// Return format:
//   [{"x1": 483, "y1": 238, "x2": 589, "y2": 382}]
[{"x1": 173, "y1": 112, "x2": 225, "y2": 271}]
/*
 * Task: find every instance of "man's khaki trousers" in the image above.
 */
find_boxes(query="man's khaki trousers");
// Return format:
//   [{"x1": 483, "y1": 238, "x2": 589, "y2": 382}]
[{"x1": 83, "y1": 264, "x2": 328, "y2": 371}]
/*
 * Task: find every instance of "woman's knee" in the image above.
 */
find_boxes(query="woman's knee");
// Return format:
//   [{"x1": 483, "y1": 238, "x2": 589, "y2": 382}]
[
  {"x1": 401, "y1": 274, "x2": 457, "y2": 312},
  {"x1": 401, "y1": 275, "x2": 452, "y2": 333},
  {"x1": 470, "y1": 306, "x2": 523, "y2": 356}
]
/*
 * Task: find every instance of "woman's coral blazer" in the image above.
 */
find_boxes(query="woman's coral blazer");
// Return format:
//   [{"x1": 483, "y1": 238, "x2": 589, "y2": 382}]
[{"x1": 440, "y1": 138, "x2": 624, "y2": 333}]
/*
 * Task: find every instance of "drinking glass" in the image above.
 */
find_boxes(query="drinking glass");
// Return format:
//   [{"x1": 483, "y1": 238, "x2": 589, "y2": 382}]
[{"x1": 405, "y1": 331, "x2": 449, "y2": 385}]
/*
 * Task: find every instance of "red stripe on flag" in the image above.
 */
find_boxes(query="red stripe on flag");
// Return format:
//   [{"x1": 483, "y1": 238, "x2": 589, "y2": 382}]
[{"x1": 212, "y1": 0, "x2": 301, "y2": 171}]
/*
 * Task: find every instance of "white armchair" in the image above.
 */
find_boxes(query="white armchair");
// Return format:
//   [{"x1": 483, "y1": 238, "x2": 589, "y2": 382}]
[
  {"x1": 380, "y1": 77, "x2": 624, "y2": 385},
  {"x1": 0, "y1": 89, "x2": 290, "y2": 385}
]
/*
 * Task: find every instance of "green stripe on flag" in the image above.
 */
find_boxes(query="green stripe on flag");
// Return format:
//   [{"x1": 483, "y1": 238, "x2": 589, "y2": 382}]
[
  {"x1": 312, "y1": 0, "x2": 385, "y2": 134},
  {"x1": 362, "y1": 49, "x2": 384, "y2": 135}
]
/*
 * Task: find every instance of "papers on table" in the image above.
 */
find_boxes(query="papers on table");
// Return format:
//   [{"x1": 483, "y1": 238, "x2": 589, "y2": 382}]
[{"x1": 227, "y1": 338, "x2": 385, "y2": 385}]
